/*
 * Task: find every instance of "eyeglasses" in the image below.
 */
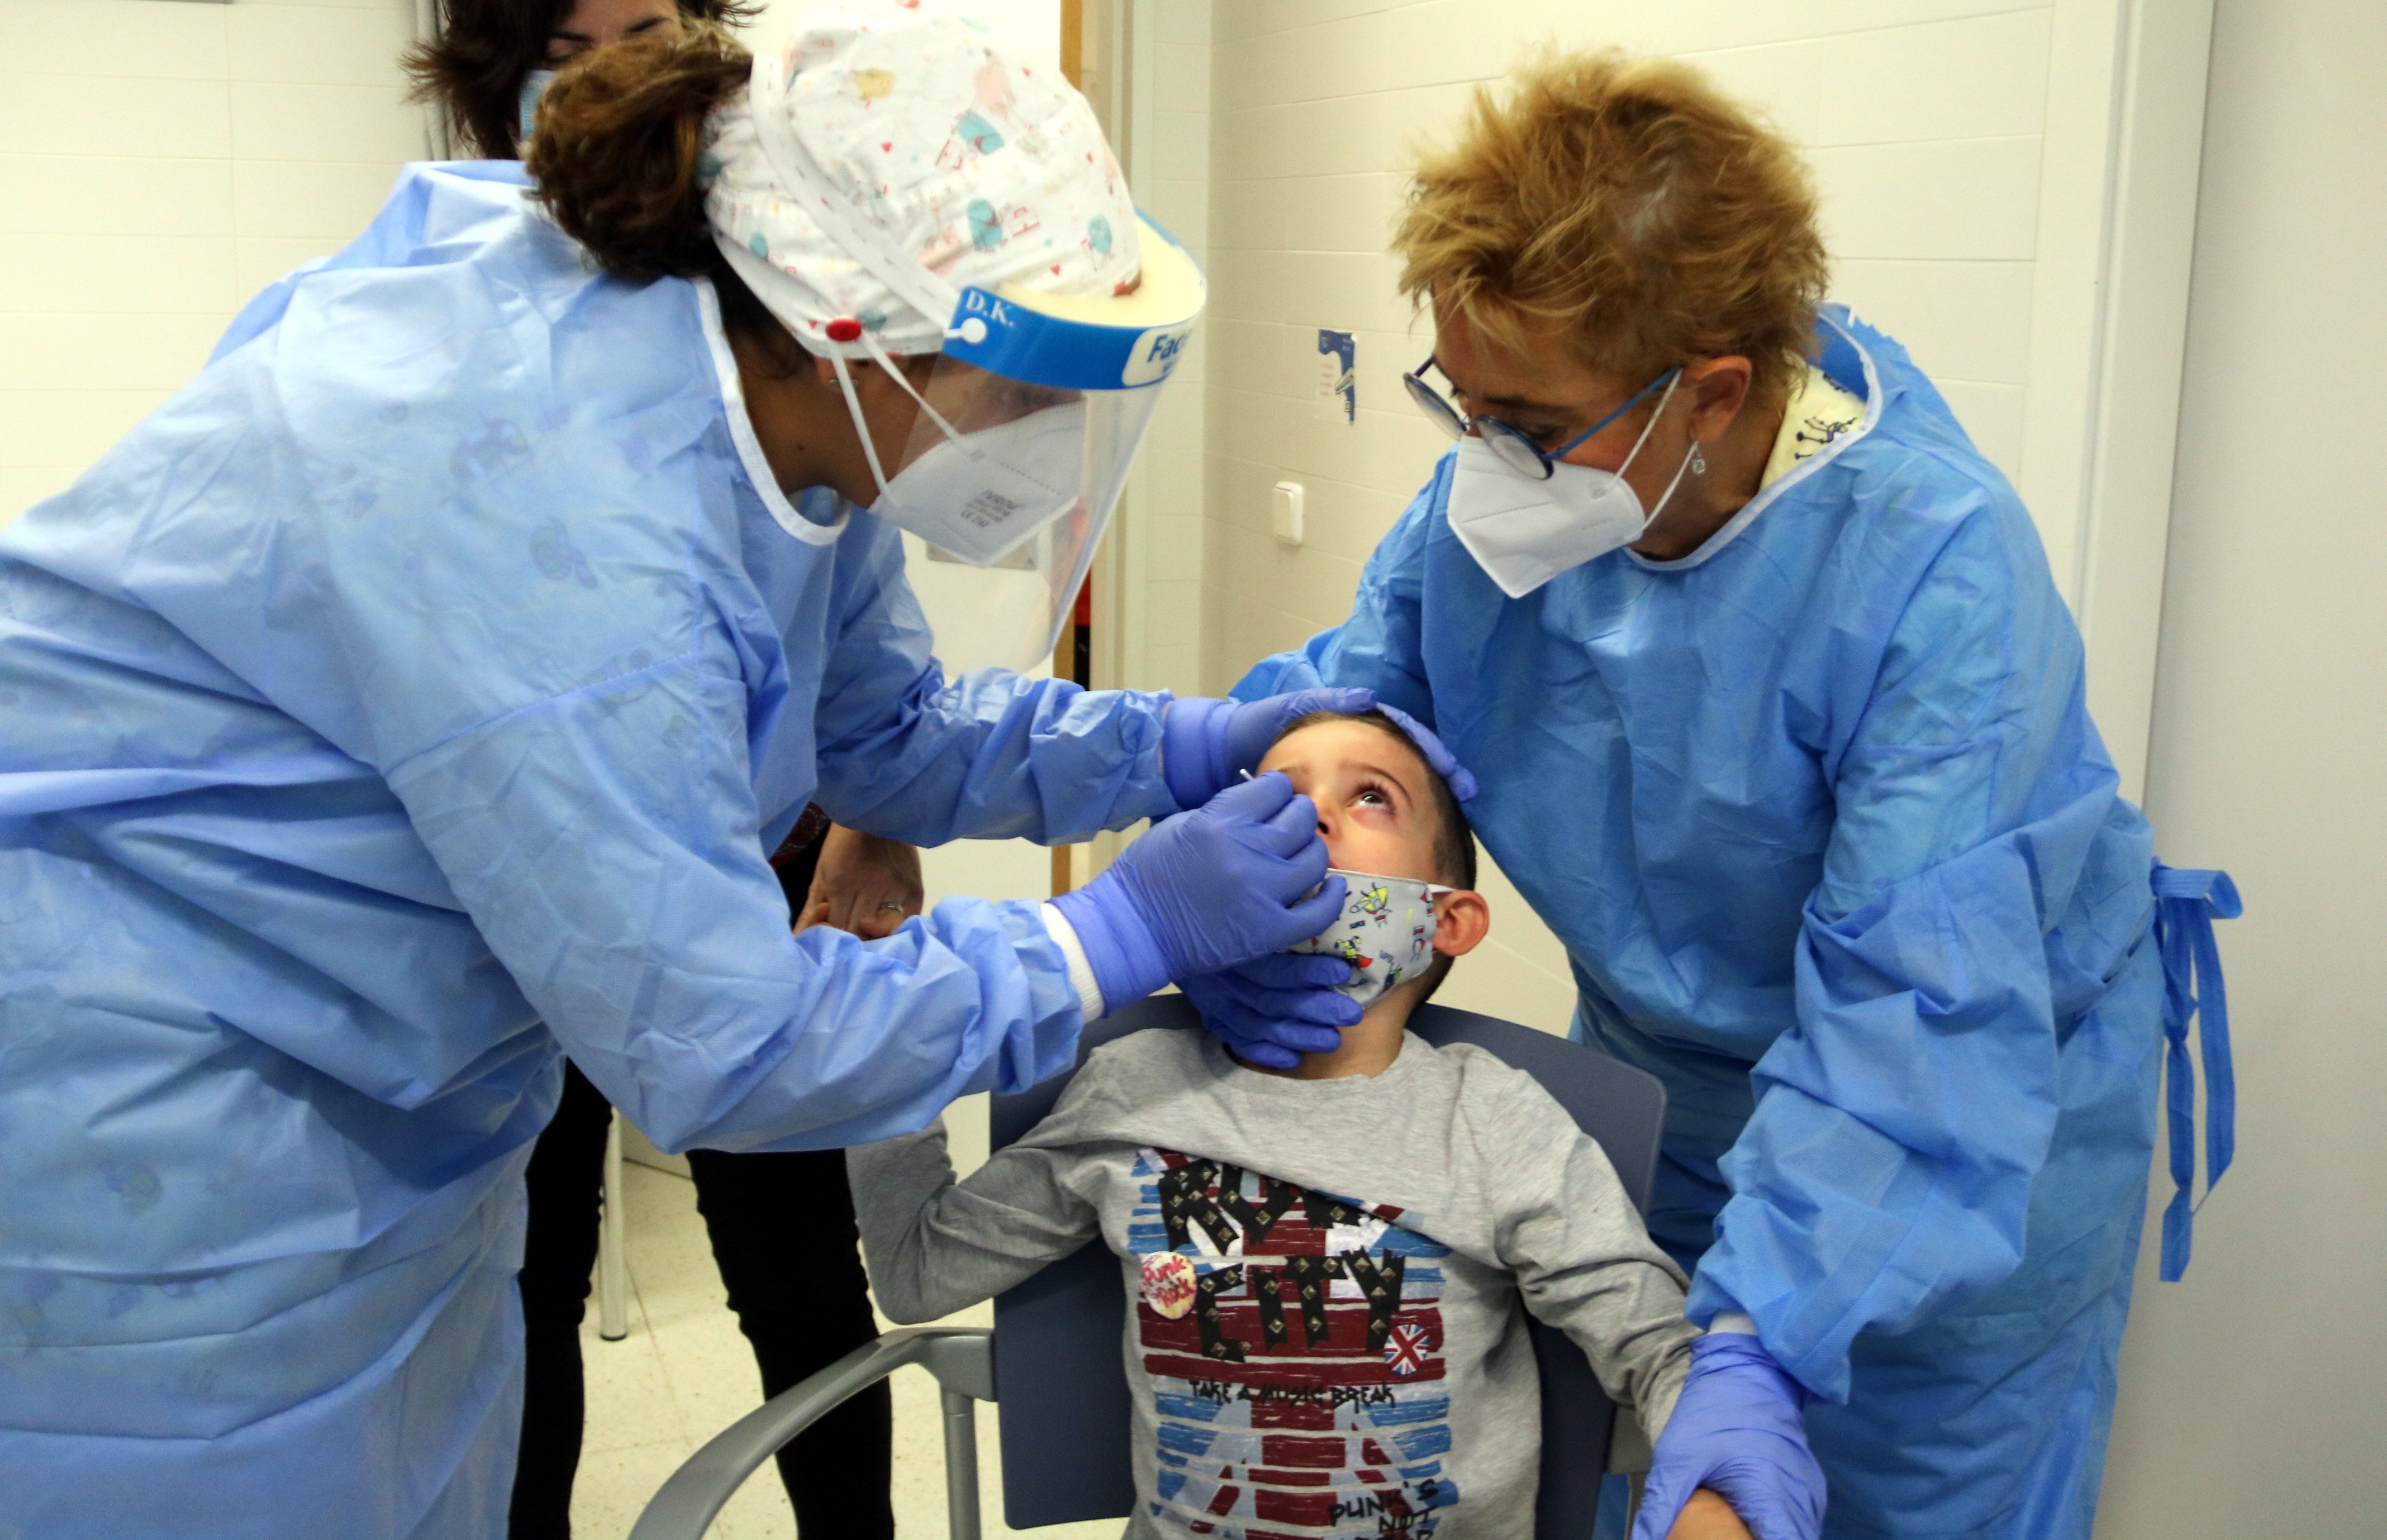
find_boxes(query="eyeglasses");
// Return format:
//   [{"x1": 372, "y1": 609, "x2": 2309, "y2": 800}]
[{"x1": 1401, "y1": 355, "x2": 1682, "y2": 481}]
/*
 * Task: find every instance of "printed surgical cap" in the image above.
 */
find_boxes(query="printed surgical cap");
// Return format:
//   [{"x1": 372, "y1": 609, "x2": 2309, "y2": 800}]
[{"x1": 702, "y1": 0, "x2": 1141, "y2": 356}]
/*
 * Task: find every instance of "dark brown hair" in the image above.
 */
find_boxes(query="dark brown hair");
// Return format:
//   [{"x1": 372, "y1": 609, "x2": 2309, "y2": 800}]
[
  {"x1": 403, "y1": 0, "x2": 755, "y2": 161},
  {"x1": 525, "y1": 27, "x2": 797, "y2": 363}
]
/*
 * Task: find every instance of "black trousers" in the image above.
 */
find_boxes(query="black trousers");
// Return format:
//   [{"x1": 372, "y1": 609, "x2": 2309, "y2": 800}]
[{"x1": 510, "y1": 832, "x2": 894, "y2": 1539}]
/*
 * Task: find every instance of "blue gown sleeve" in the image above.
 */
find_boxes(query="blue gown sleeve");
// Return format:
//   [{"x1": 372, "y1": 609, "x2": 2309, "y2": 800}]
[
  {"x1": 384, "y1": 627, "x2": 1093, "y2": 1153},
  {"x1": 1686, "y1": 494, "x2": 2147, "y2": 1403},
  {"x1": 1226, "y1": 459, "x2": 1449, "y2": 712},
  {"x1": 805, "y1": 525, "x2": 1183, "y2": 844}
]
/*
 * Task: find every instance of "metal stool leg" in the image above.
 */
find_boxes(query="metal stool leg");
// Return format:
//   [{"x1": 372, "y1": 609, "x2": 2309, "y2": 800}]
[
  {"x1": 943, "y1": 1386, "x2": 983, "y2": 1540},
  {"x1": 597, "y1": 1109, "x2": 630, "y2": 1342}
]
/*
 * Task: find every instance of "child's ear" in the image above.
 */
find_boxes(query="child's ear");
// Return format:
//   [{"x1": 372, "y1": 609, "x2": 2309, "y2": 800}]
[{"x1": 1431, "y1": 890, "x2": 1489, "y2": 958}]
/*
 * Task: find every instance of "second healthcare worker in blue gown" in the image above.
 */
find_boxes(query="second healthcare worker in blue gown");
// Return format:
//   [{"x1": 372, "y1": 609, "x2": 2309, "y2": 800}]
[
  {"x1": 0, "y1": 8, "x2": 1371, "y2": 1535},
  {"x1": 1219, "y1": 49, "x2": 2238, "y2": 1540}
]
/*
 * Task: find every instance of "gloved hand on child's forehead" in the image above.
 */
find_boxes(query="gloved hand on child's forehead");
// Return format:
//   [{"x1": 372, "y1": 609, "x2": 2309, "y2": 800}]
[{"x1": 1368, "y1": 703, "x2": 1478, "y2": 804}]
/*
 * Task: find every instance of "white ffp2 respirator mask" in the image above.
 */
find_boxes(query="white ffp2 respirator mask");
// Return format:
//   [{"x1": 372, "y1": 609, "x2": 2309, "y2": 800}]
[
  {"x1": 828, "y1": 345, "x2": 1089, "y2": 568},
  {"x1": 1444, "y1": 373, "x2": 1699, "y2": 599},
  {"x1": 869, "y1": 399, "x2": 1087, "y2": 566}
]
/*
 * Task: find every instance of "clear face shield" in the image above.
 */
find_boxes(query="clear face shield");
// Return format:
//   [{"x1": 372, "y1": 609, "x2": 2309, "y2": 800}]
[
  {"x1": 817, "y1": 214, "x2": 1204, "y2": 675},
  {"x1": 879, "y1": 361, "x2": 1166, "y2": 675}
]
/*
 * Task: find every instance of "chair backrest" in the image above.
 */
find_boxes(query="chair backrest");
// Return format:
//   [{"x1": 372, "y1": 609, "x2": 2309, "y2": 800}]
[{"x1": 987, "y1": 994, "x2": 1668, "y2": 1537}]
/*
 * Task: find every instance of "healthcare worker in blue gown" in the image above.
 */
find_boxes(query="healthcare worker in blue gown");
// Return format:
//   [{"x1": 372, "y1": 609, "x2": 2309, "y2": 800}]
[
  {"x1": 0, "y1": 11, "x2": 1371, "y2": 1536},
  {"x1": 1206, "y1": 49, "x2": 2238, "y2": 1540}
]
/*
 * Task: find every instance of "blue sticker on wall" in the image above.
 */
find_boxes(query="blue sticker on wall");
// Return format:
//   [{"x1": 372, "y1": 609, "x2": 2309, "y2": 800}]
[{"x1": 1316, "y1": 328, "x2": 1356, "y2": 424}]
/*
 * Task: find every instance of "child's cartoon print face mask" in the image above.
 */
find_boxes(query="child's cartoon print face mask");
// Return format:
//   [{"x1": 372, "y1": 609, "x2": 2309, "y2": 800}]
[{"x1": 1290, "y1": 870, "x2": 1452, "y2": 1007}]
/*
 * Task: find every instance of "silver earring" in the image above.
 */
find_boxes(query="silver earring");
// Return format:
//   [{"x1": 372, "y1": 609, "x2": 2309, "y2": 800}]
[{"x1": 1690, "y1": 442, "x2": 1708, "y2": 476}]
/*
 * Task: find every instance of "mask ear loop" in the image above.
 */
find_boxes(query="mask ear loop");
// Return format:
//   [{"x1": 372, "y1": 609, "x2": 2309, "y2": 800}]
[
  {"x1": 1639, "y1": 442, "x2": 1703, "y2": 532},
  {"x1": 826, "y1": 352, "x2": 897, "y2": 503},
  {"x1": 1622, "y1": 371, "x2": 1700, "y2": 532},
  {"x1": 1611, "y1": 368, "x2": 1682, "y2": 480}
]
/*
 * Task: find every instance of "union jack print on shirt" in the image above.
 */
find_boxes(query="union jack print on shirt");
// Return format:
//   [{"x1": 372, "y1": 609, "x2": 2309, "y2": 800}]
[{"x1": 1129, "y1": 1146, "x2": 1460, "y2": 1538}]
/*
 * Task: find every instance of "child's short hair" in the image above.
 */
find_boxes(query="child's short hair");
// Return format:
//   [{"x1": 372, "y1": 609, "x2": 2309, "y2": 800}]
[{"x1": 1276, "y1": 708, "x2": 1477, "y2": 890}]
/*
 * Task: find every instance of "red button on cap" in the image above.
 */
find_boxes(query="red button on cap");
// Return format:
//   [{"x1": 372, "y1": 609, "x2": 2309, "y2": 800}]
[{"x1": 824, "y1": 317, "x2": 864, "y2": 342}]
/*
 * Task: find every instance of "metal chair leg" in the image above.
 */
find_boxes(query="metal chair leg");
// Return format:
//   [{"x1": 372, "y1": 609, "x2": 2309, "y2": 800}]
[
  {"x1": 597, "y1": 1109, "x2": 630, "y2": 1341},
  {"x1": 942, "y1": 1386, "x2": 983, "y2": 1540}
]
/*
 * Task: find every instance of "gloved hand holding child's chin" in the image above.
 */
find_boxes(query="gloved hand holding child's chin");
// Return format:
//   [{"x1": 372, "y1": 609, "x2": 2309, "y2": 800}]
[
  {"x1": 1050, "y1": 772, "x2": 1346, "y2": 1013},
  {"x1": 1180, "y1": 952, "x2": 1362, "y2": 1068}
]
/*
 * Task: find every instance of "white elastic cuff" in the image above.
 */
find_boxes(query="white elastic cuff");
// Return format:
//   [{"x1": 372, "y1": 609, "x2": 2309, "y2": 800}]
[
  {"x1": 1040, "y1": 902, "x2": 1108, "y2": 1024},
  {"x1": 1707, "y1": 1311, "x2": 1758, "y2": 1336}
]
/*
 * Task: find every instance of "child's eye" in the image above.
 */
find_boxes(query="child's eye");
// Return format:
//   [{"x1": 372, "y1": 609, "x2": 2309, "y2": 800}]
[{"x1": 1353, "y1": 784, "x2": 1391, "y2": 809}]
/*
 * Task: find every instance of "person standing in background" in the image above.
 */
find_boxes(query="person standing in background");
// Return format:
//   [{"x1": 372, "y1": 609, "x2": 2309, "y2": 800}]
[
  {"x1": 410, "y1": 0, "x2": 736, "y2": 160},
  {"x1": 404, "y1": 7, "x2": 914, "y2": 1536}
]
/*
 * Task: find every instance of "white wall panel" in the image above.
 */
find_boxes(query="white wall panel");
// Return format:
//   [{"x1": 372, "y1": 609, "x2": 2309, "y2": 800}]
[
  {"x1": 0, "y1": 234, "x2": 240, "y2": 314},
  {"x1": 0, "y1": 156, "x2": 237, "y2": 236},
  {"x1": 1832, "y1": 259, "x2": 2035, "y2": 382},
  {"x1": 0, "y1": 314, "x2": 227, "y2": 392},
  {"x1": 0, "y1": 72, "x2": 236, "y2": 159},
  {"x1": 1811, "y1": 9, "x2": 2052, "y2": 144},
  {"x1": 1, "y1": 0, "x2": 231, "y2": 79},
  {"x1": 231, "y1": 82, "x2": 425, "y2": 161},
  {"x1": 0, "y1": 467, "x2": 71, "y2": 516},
  {"x1": 0, "y1": 389, "x2": 175, "y2": 470},
  {"x1": 232, "y1": 159, "x2": 408, "y2": 238},
  {"x1": 0, "y1": 0, "x2": 423, "y2": 526},
  {"x1": 1811, "y1": 137, "x2": 2044, "y2": 261},
  {"x1": 230, "y1": 2, "x2": 416, "y2": 83}
]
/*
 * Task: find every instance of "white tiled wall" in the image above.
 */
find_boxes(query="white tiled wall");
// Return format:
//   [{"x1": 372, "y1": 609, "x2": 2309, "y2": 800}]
[
  {"x1": 1110, "y1": 0, "x2": 1212, "y2": 699},
  {"x1": 1198, "y1": 0, "x2": 2067, "y2": 1034},
  {"x1": 0, "y1": 0, "x2": 424, "y2": 522}
]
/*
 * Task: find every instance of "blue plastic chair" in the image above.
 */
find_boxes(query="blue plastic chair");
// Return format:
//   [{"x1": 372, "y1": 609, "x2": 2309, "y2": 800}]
[{"x1": 630, "y1": 994, "x2": 1668, "y2": 1539}]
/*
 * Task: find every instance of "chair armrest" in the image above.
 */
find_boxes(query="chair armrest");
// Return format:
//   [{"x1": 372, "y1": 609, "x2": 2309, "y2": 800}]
[{"x1": 630, "y1": 1326, "x2": 992, "y2": 1540}]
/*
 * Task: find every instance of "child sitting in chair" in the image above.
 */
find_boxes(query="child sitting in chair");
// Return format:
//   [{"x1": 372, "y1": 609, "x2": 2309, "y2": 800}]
[{"x1": 849, "y1": 709, "x2": 1775, "y2": 1539}]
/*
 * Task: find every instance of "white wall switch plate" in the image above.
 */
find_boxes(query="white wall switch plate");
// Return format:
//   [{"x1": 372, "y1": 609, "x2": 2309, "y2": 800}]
[{"x1": 1272, "y1": 480, "x2": 1305, "y2": 546}]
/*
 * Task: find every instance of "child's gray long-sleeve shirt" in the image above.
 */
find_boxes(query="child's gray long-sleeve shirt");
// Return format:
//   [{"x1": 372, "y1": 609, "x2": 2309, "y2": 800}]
[{"x1": 848, "y1": 1025, "x2": 1696, "y2": 1539}]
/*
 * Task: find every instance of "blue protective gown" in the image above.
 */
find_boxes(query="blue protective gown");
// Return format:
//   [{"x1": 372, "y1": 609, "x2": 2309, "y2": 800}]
[
  {"x1": 0, "y1": 164, "x2": 1181, "y2": 1537},
  {"x1": 1237, "y1": 310, "x2": 2168, "y2": 1539}
]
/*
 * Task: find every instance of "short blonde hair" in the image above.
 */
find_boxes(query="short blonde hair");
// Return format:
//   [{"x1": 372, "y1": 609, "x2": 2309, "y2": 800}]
[{"x1": 1394, "y1": 48, "x2": 1828, "y2": 405}]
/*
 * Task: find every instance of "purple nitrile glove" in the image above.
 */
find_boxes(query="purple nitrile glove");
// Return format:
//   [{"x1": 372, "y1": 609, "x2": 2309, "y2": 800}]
[
  {"x1": 1180, "y1": 952, "x2": 1364, "y2": 1069},
  {"x1": 1373, "y1": 703, "x2": 1478, "y2": 803},
  {"x1": 1162, "y1": 688, "x2": 1376, "y2": 809},
  {"x1": 1050, "y1": 772, "x2": 1347, "y2": 1013},
  {"x1": 1631, "y1": 1332, "x2": 1827, "y2": 1540}
]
